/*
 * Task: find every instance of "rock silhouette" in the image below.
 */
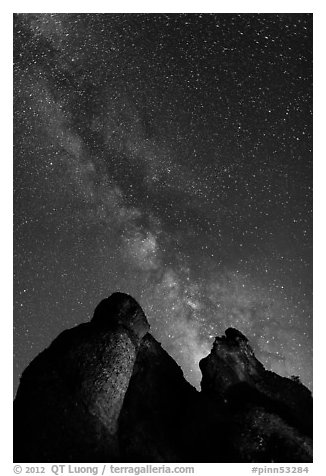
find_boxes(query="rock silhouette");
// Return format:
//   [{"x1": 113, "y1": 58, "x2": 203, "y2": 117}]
[
  {"x1": 200, "y1": 328, "x2": 312, "y2": 462},
  {"x1": 14, "y1": 293, "x2": 313, "y2": 462}
]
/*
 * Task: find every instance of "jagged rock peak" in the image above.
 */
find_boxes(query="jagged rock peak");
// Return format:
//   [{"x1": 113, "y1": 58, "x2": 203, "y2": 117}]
[
  {"x1": 199, "y1": 327, "x2": 312, "y2": 444},
  {"x1": 210, "y1": 327, "x2": 262, "y2": 366},
  {"x1": 200, "y1": 328, "x2": 265, "y2": 396},
  {"x1": 91, "y1": 292, "x2": 150, "y2": 339}
]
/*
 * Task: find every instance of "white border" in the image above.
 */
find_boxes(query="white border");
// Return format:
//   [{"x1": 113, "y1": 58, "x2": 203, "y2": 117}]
[{"x1": 3, "y1": 2, "x2": 324, "y2": 473}]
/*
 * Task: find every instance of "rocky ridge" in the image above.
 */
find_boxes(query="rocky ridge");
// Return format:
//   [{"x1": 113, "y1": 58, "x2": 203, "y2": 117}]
[{"x1": 14, "y1": 293, "x2": 313, "y2": 462}]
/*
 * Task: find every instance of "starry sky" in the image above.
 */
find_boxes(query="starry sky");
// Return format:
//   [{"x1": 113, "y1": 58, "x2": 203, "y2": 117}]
[{"x1": 13, "y1": 13, "x2": 312, "y2": 393}]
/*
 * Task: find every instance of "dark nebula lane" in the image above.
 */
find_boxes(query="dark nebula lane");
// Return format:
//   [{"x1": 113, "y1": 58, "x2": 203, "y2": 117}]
[{"x1": 13, "y1": 13, "x2": 312, "y2": 393}]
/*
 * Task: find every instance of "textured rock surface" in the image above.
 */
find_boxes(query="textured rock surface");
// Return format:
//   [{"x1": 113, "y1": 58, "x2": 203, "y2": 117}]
[
  {"x1": 14, "y1": 293, "x2": 149, "y2": 462},
  {"x1": 199, "y1": 328, "x2": 313, "y2": 462},
  {"x1": 118, "y1": 334, "x2": 198, "y2": 462},
  {"x1": 14, "y1": 298, "x2": 313, "y2": 463}
]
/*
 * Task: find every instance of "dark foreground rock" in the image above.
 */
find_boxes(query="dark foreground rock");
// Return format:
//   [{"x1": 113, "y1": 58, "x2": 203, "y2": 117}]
[
  {"x1": 199, "y1": 328, "x2": 312, "y2": 462},
  {"x1": 14, "y1": 294, "x2": 312, "y2": 462}
]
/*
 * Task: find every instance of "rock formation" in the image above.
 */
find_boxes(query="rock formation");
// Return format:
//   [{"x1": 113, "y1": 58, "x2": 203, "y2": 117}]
[
  {"x1": 199, "y1": 328, "x2": 313, "y2": 462},
  {"x1": 14, "y1": 293, "x2": 313, "y2": 463},
  {"x1": 14, "y1": 293, "x2": 149, "y2": 462}
]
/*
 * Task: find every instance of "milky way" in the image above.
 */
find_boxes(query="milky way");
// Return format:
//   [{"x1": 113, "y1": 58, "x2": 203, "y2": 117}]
[{"x1": 14, "y1": 13, "x2": 312, "y2": 392}]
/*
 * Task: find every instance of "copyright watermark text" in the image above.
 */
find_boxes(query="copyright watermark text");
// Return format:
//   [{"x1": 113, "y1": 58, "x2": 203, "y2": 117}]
[{"x1": 12, "y1": 465, "x2": 195, "y2": 476}]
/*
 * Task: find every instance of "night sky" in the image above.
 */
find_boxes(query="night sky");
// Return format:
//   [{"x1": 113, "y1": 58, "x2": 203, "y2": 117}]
[{"x1": 13, "y1": 13, "x2": 312, "y2": 393}]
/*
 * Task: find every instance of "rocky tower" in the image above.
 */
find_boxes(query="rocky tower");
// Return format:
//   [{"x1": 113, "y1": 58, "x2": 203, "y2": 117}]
[
  {"x1": 199, "y1": 328, "x2": 313, "y2": 462},
  {"x1": 14, "y1": 293, "x2": 150, "y2": 462},
  {"x1": 200, "y1": 327, "x2": 265, "y2": 396},
  {"x1": 14, "y1": 295, "x2": 313, "y2": 463}
]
